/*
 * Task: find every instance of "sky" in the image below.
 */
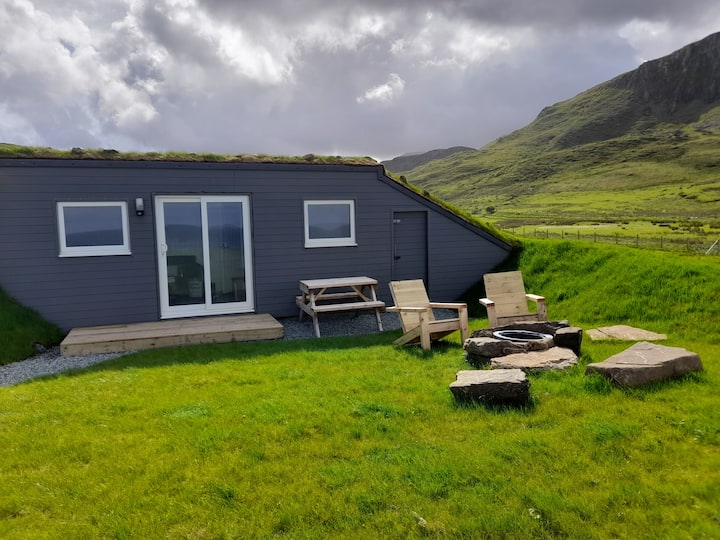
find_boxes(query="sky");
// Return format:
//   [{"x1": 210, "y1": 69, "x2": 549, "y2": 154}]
[{"x1": 1, "y1": 1, "x2": 719, "y2": 161}]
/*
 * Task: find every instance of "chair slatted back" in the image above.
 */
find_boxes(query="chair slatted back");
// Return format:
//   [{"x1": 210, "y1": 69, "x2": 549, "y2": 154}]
[
  {"x1": 483, "y1": 271, "x2": 530, "y2": 318},
  {"x1": 389, "y1": 280, "x2": 436, "y2": 332}
]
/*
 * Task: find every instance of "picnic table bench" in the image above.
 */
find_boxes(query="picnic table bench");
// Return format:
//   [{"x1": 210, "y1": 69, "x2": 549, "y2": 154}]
[{"x1": 296, "y1": 276, "x2": 385, "y2": 337}]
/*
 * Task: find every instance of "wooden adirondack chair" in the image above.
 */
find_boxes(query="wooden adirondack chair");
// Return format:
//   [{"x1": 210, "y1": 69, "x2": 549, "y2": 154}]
[
  {"x1": 479, "y1": 270, "x2": 547, "y2": 328},
  {"x1": 388, "y1": 280, "x2": 469, "y2": 350}
]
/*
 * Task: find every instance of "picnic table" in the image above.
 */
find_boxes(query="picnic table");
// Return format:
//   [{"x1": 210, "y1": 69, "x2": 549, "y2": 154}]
[{"x1": 296, "y1": 276, "x2": 385, "y2": 337}]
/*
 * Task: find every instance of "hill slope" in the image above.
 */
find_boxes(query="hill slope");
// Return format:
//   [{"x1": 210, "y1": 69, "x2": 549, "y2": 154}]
[
  {"x1": 402, "y1": 32, "x2": 720, "y2": 225},
  {"x1": 382, "y1": 146, "x2": 475, "y2": 173}
]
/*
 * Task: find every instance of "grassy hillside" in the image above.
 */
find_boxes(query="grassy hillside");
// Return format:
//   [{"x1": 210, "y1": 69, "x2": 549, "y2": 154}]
[
  {"x1": 408, "y1": 121, "x2": 720, "y2": 224},
  {"x1": 400, "y1": 33, "x2": 720, "y2": 229},
  {"x1": 381, "y1": 146, "x2": 475, "y2": 174},
  {"x1": 493, "y1": 240, "x2": 720, "y2": 340}
]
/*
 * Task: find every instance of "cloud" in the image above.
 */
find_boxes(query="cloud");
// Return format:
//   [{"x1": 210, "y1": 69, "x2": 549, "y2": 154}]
[
  {"x1": 0, "y1": 0, "x2": 158, "y2": 142},
  {"x1": 1, "y1": 0, "x2": 719, "y2": 157},
  {"x1": 357, "y1": 73, "x2": 406, "y2": 104},
  {"x1": 0, "y1": 104, "x2": 42, "y2": 146}
]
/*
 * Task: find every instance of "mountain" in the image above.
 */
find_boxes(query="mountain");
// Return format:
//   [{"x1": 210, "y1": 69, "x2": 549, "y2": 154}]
[
  {"x1": 400, "y1": 32, "x2": 720, "y2": 226},
  {"x1": 382, "y1": 146, "x2": 475, "y2": 173}
]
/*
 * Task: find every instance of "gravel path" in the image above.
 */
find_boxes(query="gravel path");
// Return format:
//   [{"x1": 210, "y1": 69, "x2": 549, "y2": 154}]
[{"x1": 0, "y1": 312, "x2": 406, "y2": 387}]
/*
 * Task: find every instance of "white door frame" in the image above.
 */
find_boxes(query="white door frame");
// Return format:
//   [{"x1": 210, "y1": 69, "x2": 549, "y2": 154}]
[{"x1": 155, "y1": 195, "x2": 254, "y2": 319}]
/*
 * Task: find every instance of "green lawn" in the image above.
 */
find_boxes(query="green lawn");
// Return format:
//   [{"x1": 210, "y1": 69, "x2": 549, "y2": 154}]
[{"x1": 1, "y1": 240, "x2": 719, "y2": 538}]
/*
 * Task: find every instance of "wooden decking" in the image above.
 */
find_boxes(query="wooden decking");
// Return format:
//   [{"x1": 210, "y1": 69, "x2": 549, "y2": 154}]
[{"x1": 60, "y1": 314, "x2": 284, "y2": 356}]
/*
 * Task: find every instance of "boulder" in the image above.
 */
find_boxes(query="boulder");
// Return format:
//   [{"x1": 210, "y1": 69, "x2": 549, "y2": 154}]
[
  {"x1": 449, "y1": 369, "x2": 530, "y2": 405},
  {"x1": 490, "y1": 347, "x2": 578, "y2": 372},
  {"x1": 554, "y1": 326, "x2": 583, "y2": 355},
  {"x1": 585, "y1": 341, "x2": 702, "y2": 387}
]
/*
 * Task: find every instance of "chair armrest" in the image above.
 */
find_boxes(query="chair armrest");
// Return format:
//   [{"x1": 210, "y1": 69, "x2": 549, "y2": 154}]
[
  {"x1": 526, "y1": 294, "x2": 547, "y2": 321},
  {"x1": 428, "y1": 302, "x2": 467, "y2": 310},
  {"x1": 386, "y1": 305, "x2": 432, "y2": 313},
  {"x1": 479, "y1": 297, "x2": 498, "y2": 327}
]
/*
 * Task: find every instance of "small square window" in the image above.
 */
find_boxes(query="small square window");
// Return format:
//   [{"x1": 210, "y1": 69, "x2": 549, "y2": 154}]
[
  {"x1": 58, "y1": 202, "x2": 131, "y2": 257},
  {"x1": 304, "y1": 200, "x2": 356, "y2": 248}
]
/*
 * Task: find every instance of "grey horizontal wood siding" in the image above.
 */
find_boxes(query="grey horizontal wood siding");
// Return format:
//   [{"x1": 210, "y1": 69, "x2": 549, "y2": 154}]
[{"x1": 0, "y1": 160, "x2": 511, "y2": 331}]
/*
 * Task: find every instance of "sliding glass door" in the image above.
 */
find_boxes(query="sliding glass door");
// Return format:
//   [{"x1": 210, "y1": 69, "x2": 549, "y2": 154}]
[{"x1": 156, "y1": 196, "x2": 253, "y2": 318}]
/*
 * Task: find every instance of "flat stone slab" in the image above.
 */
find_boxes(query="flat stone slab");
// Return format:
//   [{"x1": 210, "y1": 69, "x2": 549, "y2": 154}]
[
  {"x1": 585, "y1": 341, "x2": 702, "y2": 387},
  {"x1": 449, "y1": 369, "x2": 530, "y2": 405},
  {"x1": 490, "y1": 347, "x2": 578, "y2": 372},
  {"x1": 463, "y1": 336, "x2": 553, "y2": 367},
  {"x1": 587, "y1": 325, "x2": 667, "y2": 341}
]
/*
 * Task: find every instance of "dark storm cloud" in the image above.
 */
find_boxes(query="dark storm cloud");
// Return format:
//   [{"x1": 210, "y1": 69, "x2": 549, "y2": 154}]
[
  {"x1": 194, "y1": 0, "x2": 713, "y2": 27},
  {"x1": 442, "y1": 0, "x2": 712, "y2": 25}
]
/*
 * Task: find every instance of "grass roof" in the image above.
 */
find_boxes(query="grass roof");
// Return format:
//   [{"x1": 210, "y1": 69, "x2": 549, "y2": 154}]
[{"x1": 0, "y1": 144, "x2": 378, "y2": 166}]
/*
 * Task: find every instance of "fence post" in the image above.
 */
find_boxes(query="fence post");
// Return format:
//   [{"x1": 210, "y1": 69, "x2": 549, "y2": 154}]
[{"x1": 706, "y1": 239, "x2": 719, "y2": 255}]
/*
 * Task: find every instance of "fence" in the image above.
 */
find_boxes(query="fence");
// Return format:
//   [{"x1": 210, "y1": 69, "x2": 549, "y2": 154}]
[{"x1": 507, "y1": 228, "x2": 720, "y2": 255}]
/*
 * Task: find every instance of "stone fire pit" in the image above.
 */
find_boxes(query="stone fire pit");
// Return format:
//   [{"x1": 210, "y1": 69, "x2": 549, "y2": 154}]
[
  {"x1": 463, "y1": 321, "x2": 583, "y2": 372},
  {"x1": 450, "y1": 321, "x2": 582, "y2": 405}
]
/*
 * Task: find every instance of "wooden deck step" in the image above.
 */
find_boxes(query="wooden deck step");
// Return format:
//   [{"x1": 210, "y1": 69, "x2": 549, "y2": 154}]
[{"x1": 61, "y1": 314, "x2": 284, "y2": 356}]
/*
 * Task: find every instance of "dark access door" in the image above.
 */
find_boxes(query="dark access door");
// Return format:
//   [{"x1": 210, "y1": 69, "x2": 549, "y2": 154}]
[{"x1": 392, "y1": 211, "x2": 428, "y2": 283}]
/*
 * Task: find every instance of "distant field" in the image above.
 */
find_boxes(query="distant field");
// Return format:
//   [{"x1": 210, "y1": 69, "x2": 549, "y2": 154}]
[
  {"x1": 499, "y1": 220, "x2": 720, "y2": 254},
  {"x1": 479, "y1": 176, "x2": 720, "y2": 226}
]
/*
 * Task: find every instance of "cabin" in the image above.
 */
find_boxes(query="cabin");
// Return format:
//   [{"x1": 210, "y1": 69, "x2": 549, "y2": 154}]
[{"x1": 0, "y1": 153, "x2": 512, "y2": 332}]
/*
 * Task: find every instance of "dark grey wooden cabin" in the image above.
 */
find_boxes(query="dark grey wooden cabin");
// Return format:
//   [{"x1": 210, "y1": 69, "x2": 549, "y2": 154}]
[{"x1": 0, "y1": 157, "x2": 511, "y2": 331}]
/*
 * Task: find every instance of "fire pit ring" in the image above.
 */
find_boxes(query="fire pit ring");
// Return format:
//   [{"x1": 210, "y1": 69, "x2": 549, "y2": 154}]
[{"x1": 492, "y1": 329, "x2": 553, "y2": 343}]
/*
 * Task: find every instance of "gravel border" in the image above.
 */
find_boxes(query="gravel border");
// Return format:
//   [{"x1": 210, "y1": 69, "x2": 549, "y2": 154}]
[
  {"x1": 0, "y1": 311, "x2": 408, "y2": 387},
  {"x1": 0, "y1": 347, "x2": 127, "y2": 388}
]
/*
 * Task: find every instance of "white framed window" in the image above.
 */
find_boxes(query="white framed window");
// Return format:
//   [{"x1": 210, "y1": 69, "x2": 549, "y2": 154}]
[
  {"x1": 304, "y1": 200, "x2": 356, "y2": 248},
  {"x1": 57, "y1": 202, "x2": 131, "y2": 257}
]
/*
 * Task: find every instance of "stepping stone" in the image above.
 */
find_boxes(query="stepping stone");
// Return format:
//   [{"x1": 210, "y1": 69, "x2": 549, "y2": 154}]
[
  {"x1": 449, "y1": 369, "x2": 530, "y2": 405},
  {"x1": 490, "y1": 347, "x2": 578, "y2": 372},
  {"x1": 587, "y1": 325, "x2": 667, "y2": 341},
  {"x1": 585, "y1": 341, "x2": 702, "y2": 387}
]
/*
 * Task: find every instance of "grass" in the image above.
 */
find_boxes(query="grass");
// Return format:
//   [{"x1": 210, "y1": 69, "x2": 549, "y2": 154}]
[
  {"x1": 0, "y1": 287, "x2": 63, "y2": 364},
  {"x1": 1, "y1": 240, "x2": 719, "y2": 538},
  {"x1": 407, "y1": 126, "x2": 720, "y2": 226},
  {"x1": 0, "y1": 143, "x2": 378, "y2": 166},
  {"x1": 507, "y1": 220, "x2": 720, "y2": 254}
]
